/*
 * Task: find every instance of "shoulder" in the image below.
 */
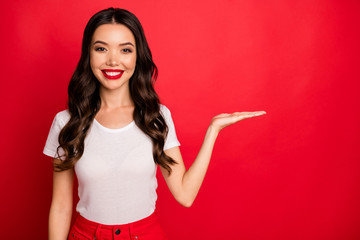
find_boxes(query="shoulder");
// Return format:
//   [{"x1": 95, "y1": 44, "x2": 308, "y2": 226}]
[
  {"x1": 53, "y1": 109, "x2": 71, "y2": 125},
  {"x1": 159, "y1": 104, "x2": 177, "y2": 124},
  {"x1": 159, "y1": 104, "x2": 170, "y2": 113},
  {"x1": 159, "y1": 104, "x2": 172, "y2": 115}
]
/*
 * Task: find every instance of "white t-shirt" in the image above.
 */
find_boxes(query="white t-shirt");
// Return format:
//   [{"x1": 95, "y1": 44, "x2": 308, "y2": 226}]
[{"x1": 43, "y1": 104, "x2": 180, "y2": 225}]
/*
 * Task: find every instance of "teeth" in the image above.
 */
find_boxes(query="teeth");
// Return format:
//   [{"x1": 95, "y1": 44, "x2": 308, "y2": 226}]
[{"x1": 104, "y1": 71, "x2": 122, "y2": 76}]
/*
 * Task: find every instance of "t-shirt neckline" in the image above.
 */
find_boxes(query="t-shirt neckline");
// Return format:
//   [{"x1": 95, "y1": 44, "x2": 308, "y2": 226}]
[{"x1": 93, "y1": 118, "x2": 135, "y2": 133}]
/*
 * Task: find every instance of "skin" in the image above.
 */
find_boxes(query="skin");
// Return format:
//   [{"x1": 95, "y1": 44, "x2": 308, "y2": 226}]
[
  {"x1": 48, "y1": 23, "x2": 266, "y2": 240},
  {"x1": 49, "y1": 159, "x2": 73, "y2": 240},
  {"x1": 90, "y1": 24, "x2": 137, "y2": 126}
]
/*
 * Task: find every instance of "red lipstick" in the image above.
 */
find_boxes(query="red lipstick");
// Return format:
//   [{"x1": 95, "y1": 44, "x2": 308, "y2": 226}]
[{"x1": 101, "y1": 69, "x2": 124, "y2": 80}]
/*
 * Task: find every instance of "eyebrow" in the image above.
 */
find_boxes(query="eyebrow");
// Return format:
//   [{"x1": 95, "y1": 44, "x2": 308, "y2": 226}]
[{"x1": 92, "y1": 40, "x2": 135, "y2": 47}]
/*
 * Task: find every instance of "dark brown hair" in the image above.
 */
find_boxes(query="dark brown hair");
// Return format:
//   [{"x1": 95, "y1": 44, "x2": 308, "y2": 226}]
[{"x1": 55, "y1": 8, "x2": 176, "y2": 173}]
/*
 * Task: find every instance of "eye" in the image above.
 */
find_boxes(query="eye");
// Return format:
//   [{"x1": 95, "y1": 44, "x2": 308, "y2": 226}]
[
  {"x1": 122, "y1": 48, "x2": 132, "y2": 53},
  {"x1": 95, "y1": 47, "x2": 106, "y2": 52}
]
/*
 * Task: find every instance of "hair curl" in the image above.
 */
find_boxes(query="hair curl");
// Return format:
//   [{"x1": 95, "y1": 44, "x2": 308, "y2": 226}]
[{"x1": 55, "y1": 8, "x2": 176, "y2": 173}]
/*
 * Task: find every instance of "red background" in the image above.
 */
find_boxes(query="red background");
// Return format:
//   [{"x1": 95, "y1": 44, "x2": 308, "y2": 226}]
[{"x1": 1, "y1": 0, "x2": 360, "y2": 239}]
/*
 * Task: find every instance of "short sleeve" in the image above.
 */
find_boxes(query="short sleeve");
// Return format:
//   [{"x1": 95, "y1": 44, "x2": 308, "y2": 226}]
[
  {"x1": 43, "y1": 110, "x2": 70, "y2": 159},
  {"x1": 160, "y1": 105, "x2": 181, "y2": 150}
]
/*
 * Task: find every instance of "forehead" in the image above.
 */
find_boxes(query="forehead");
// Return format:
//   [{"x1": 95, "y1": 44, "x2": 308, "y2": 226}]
[{"x1": 92, "y1": 24, "x2": 135, "y2": 45}]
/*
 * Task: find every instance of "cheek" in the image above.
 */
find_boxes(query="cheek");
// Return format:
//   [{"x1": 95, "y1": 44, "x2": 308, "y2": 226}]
[
  {"x1": 124, "y1": 55, "x2": 137, "y2": 70},
  {"x1": 89, "y1": 53, "x2": 96, "y2": 71},
  {"x1": 90, "y1": 55, "x2": 103, "y2": 74}
]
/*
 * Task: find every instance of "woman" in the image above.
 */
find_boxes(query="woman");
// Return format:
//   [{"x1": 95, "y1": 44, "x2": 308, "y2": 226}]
[{"x1": 43, "y1": 7, "x2": 266, "y2": 240}]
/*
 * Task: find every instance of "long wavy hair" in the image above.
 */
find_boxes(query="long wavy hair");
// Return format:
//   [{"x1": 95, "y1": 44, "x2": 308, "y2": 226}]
[{"x1": 55, "y1": 8, "x2": 176, "y2": 173}]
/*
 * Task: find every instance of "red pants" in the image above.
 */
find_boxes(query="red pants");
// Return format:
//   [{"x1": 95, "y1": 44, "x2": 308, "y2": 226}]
[{"x1": 69, "y1": 211, "x2": 168, "y2": 240}]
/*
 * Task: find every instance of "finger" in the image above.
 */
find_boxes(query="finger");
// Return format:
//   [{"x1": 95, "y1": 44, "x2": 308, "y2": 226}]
[
  {"x1": 252, "y1": 111, "x2": 266, "y2": 116},
  {"x1": 237, "y1": 111, "x2": 266, "y2": 116},
  {"x1": 233, "y1": 111, "x2": 266, "y2": 120}
]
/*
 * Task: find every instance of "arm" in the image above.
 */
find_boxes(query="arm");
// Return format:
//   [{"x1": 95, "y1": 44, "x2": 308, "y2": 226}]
[
  {"x1": 160, "y1": 111, "x2": 266, "y2": 207},
  {"x1": 48, "y1": 158, "x2": 74, "y2": 240}
]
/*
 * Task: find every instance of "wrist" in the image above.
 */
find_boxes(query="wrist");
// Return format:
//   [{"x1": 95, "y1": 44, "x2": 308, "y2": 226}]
[{"x1": 207, "y1": 124, "x2": 220, "y2": 136}]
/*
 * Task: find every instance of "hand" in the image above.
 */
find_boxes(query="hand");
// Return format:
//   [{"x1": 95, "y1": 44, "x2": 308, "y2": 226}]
[{"x1": 210, "y1": 111, "x2": 266, "y2": 133}]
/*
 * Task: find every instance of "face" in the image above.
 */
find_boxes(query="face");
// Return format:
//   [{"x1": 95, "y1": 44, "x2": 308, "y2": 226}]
[{"x1": 90, "y1": 24, "x2": 136, "y2": 92}]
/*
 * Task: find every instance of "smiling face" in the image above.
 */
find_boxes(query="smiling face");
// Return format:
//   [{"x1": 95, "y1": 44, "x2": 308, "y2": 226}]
[{"x1": 90, "y1": 24, "x2": 137, "y2": 92}]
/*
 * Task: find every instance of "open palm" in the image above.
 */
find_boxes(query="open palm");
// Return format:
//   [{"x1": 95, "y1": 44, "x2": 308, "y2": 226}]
[{"x1": 211, "y1": 111, "x2": 266, "y2": 132}]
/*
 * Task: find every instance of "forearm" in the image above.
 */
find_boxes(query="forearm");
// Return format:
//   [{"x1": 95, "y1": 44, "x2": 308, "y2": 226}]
[
  {"x1": 49, "y1": 204, "x2": 73, "y2": 240},
  {"x1": 181, "y1": 125, "x2": 219, "y2": 206},
  {"x1": 163, "y1": 111, "x2": 265, "y2": 207}
]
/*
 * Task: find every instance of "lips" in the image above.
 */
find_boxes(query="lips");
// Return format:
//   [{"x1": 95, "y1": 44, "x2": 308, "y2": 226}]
[{"x1": 101, "y1": 69, "x2": 124, "y2": 80}]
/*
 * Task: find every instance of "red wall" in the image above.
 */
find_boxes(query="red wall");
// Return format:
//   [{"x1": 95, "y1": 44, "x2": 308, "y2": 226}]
[{"x1": 1, "y1": 0, "x2": 360, "y2": 239}]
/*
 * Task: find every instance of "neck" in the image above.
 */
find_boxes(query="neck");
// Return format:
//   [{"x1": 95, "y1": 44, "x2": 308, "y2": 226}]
[{"x1": 99, "y1": 84, "x2": 134, "y2": 109}]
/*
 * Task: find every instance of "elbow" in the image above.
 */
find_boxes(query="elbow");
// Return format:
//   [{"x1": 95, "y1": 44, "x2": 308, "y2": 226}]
[
  {"x1": 50, "y1": 197, "x2": 73, "y2": 214},
  {"x1": 177, "y1": 197, "x2": 194, "y2": 208},
  {"x1": 181, "y1": 201, "x2": 193, "y2": 208},
  {"x1": 172, "y1": 188, "x2": 197, "y2": 207}
]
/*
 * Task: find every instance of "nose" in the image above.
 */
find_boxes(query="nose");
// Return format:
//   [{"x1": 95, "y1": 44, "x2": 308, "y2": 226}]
[{"x1": 106, "y1": 50, "x2": 120, "y2": 66}]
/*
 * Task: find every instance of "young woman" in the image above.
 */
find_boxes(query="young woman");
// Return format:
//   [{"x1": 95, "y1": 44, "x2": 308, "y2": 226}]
[{"x1": 43, "y1": 7, "x2": 266, "y2": 240}]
